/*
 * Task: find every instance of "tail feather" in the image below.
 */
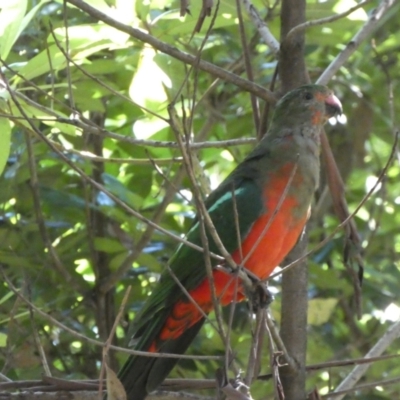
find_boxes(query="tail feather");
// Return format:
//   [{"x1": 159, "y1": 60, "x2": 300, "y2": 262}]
[{"x1": 118, "y1": 318, "x2": 205, "y2": 400}]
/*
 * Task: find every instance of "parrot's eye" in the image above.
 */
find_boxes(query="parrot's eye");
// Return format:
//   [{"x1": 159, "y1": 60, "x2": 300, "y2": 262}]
[{"x1": 303, "y1": 92, "x2": 313, "y2": 100}]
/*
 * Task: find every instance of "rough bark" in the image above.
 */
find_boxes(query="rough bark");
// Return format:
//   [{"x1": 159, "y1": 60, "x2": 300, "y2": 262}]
[
  {"x1": 278, "y1": 1, "x2": 310, "y2": 399},
  {"x1": 279, "y1": 0, "x2": 309, "y2": 92},
  {"x1": 86, "y1": 112, "x2": 118, "y2": 371}
]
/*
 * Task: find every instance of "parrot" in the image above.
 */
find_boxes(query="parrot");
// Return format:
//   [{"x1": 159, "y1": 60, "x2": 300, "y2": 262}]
[{"x1": 116, "y1": 84, "x2": 342, "y2": 400}]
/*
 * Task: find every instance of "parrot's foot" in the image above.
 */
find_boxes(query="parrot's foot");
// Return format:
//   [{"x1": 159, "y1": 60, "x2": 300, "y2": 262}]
[
  {"x1": 216, "y1": 368, "x2": 252, "y2": 400},
  {"x1": 247, "y1": 281, "x2": 274, "y2": 313}
]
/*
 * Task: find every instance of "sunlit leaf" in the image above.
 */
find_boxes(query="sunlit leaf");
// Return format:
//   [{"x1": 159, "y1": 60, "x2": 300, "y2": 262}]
[
  {"x1": 308, "y1": 298, "x2": 338, "y2": 326},
  {"x1": 0, "y1": 118, "x2": 11, "y2": 176}
]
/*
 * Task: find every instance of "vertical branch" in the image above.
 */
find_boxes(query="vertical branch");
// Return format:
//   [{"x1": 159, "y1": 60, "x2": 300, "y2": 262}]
[
  {"x1": 84, "y1": 111, "x2": 118, "y2": 371},
  {"x1": 278, "y1": 1, "x2": 310, "y2": 399},
  {"x1": 279, "y1": 0, "x2": 309, "y2": 92},
  {"x1": 279, "y1": 233, "x2": 309, "y2": 400},
  {"x1": 236, "y1": 0, "x2": 260, "y2": 133},
  {"x1": 244, "y1": 308, "x2": 266, "y2": 386}
]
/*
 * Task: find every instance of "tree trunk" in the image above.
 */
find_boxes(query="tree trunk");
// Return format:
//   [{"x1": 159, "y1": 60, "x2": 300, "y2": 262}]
[{"x1": 278, "y1": 1, "x2": 310, "y2": 399}]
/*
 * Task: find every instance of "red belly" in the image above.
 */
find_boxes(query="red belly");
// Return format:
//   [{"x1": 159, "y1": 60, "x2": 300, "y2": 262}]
[{"x1": 153, "y1": 166, "x2": 310, "y2": 345}]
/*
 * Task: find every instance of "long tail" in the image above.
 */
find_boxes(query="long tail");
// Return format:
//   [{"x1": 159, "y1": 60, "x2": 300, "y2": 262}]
[{"x1": 117, "y1": 318, "x2": 205, "y2": 400}]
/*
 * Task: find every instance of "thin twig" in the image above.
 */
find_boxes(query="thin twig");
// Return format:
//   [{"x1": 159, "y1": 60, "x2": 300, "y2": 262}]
[
  {"x1": 170, "y1": 103, "x2": 234, "y2": 369},
  {"x1": 265, "y1": 312, "x2": 296, "y2": 372},
  {"x1": 236, "y1": 0, "x2": 260, "y2": 133},
  {"x1": 69, "y1": 150, "x2": 183, "y2": 165},
  {"x1": 317, "y1": 0, "x2": 397, "y2": 85},
  {"x1": 328, "y1": 319, "x2": 400, "y2": 400},
  {"x1": 241, "y1": 0, "x2": 280, "y2": 55},
  {"x1": 286, "y1": 0, "x2": 373, "y2": 43},
  {"x1": 165, "y1": 265, "x2": 217, "y2": 331},
  {"x1": 98, "y1": 286, "x2": 131, "y2": 396},
  {"x1": 168, "y1": 106, "x2": 244, "y2": 274},
  {"x1": 49, "y1": 28, "x2": 166, "y2": 121},
  {"x1": 102, "y1": 165, "x2": 188, "y2": 293},
  {"x1": 0, "y1": 373, "x2": 12, "y2": 383},
  {"x1": 324, "y1": 376, "x2": 400, "y2": 398},
  {"x1": 65, "y1": 0, "x2": 276, "y2": 102},
  {"x1": 0, "y1": 81, "x2": 256, "y2": 149},
  {"x1": 61, "y1": 1, "x2": 75, "y2": 111},
  {"x1": 242, "y1": 159, "x2": 298, "y2": 266},
  {"x1": 0, "y1": 78, "x2": 228, "y2": 278},
  {"x1": 23, "y1": 119, "x2": 83, "y2": 290},
  {"x1": 258, "y1": 353, "x2": 400, "y2": 381},
  {"x1": 27, "y1": 295, "x2": 52, "y2": 377},
  {"x1": 0, "y1": 269, "x2": 222, "y2": 361},
  {"x1": 263, "y1": 311, "x2": 279, "y2": 400},
  {"x1": 184, "y1": 0, "x2": 221, "y2": 134},
  {"x1": 244, "y1": 308, "x2": 266, "y2": 386},
  {"x1": 223, "y1": 185, "x2": 244, "y2": 377}
]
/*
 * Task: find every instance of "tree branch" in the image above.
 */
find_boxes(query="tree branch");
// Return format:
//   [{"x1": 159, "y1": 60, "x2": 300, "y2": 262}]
[
  {"x1": 328, "y1": 319, "x2": 400, "y2": 400},
  {"x1": 0, "y1": 269, "x2": 221, "y2": 361},
  {"x1": 277, "y1": 0, "x2": 310, "y2": 399},
  {"x1": 241, "y1": 0, "x2": 280, "y2": 55},
  {"x1": 285, "y1": 0, "x2": 373, "y2": 43},
  {"x1": 65, "y1": 0, "x2": 276, "y2": 103},
  {"x1": 317, "y1": 0, "x2": 397, "y2": 85}
]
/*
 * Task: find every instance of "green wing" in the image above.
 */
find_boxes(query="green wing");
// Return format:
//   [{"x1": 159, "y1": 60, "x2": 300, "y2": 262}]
[{"x1": 130, "y1": 171, "x2": 265, "y2": 343}]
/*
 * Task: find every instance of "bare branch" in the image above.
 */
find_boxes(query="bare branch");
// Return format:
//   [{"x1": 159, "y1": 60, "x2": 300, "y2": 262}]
[
  {"x1": 244, "y1": 308, "x2": 266, "y2": 386},
  {"x1": 323, "y1": 376, "x2": 400, "y2": 398},
  {"x1": 286, "y1": 0, "x2": 373, "y2": 43},
  {"x1": 242, "y1": 159, "x2": 298, "y2": 265},
  {"x1": 0, "y1": 269, "x2": 222, "y2": 361},
  {"x1": 258, "y1": 353, "x2": 400, "y2": 381},
  {"x1": 49, "y1": 30, "x2": 166, "y2": 121},
  {"x1": 0, "y1": 373, "x2": 12, "y2": 383},
  {"x1": 0, "y1": 78, "x2": 227, "y2": 275},
  {"x1": 317, "y1": 0, "x2": 397, "y2": 85},
  {"x1": 328, "y1": 319, "x2": 400, "y2": 400},
  {"x1": 236, "y1": 0, "x2": 260, "y2": 133},
  {"x1": 0, "y1": 389, "x2": 214, "y2": 400},
  {"x1": 23, "y1": 121, "x2": 85, "y2": 291},
  {"x1": 99, "y1": 287, "x2": 132, "y2": 395},
  {"x1": 65, "y1": 0, "x2": 276, "y2": 102},
  {"x1": 241, "y1": 0, "x2": 280, "y2": 55},
  {"x1": 0, "y1": 78, "x2": 257, "y2": 150},
  {"x1": 169, "y1": 103, "x2": 235, "y2": 369},
  {"x1": 28, "y1": 305, "x2": 51, "y2": 377},
  {"x1": 265, "y1": 312, "x2": 296, "y2": 372},
  {"x1": 168, "y1": 106, "x2": 247, "y2": 277}
]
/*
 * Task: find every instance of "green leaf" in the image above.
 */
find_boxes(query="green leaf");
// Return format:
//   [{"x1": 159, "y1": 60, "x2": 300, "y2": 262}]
[
  {"x1": 0, "y1": 118, "x2": 11, "y2": 176},
  {"x1": 8, "y1": 99, "x2": 77, "y2": 136},
  {"x1": 0, "y1": 0, "x2": 27, "y2": 60},
  {"x1": 308, "y1": 298, "x2": 338, "y2": 326},
  {"x1": 0, "y1": 332, "x2": 7, "y2": 347},
  {"x1": 40, "y1": 187, "x2": 87, "y2": 211},
  {"x1": 17, "y1": 22, "x2": 130, "y2": 82},
  {"x1": 0, "y1": 0, "x2": 49, "y2": 60},
  {"x1": 102, "y1": 173, "x2": 143, "y2": 208},
  {"x1": 94, "y1": 237, "x2": 127, "y2": 253},
  {"x1": 0, "y1": 290, "x2": 15, "y2": 306}
]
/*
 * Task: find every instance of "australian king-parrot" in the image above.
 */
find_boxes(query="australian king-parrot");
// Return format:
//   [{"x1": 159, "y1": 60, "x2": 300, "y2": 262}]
[{"x1": 117, "y1": 84, "x2": 342, "y2": 399}]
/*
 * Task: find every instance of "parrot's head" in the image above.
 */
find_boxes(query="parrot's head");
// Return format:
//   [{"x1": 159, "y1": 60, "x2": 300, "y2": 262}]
[
  {"x1": 272, "y1": 84, "x2": 342, "y2": 128},
  {"x1": 266, "y1": 84, "x2": 342, "y2": 162}
]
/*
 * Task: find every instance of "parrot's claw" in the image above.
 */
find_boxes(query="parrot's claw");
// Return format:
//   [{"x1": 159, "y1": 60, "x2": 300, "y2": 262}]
[{"x1": 247, "y1": 281, "x2": 274, "y2": 313}]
